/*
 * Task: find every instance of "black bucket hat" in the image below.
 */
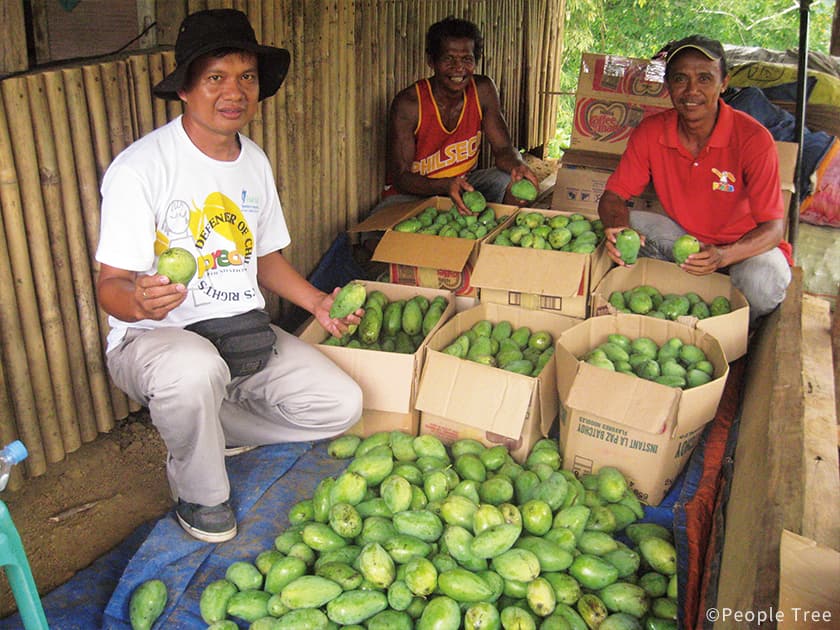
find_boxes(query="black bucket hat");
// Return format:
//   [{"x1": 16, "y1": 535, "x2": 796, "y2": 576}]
[{"x1": 153, "y1": 9, "x2": 291, "y2": 102}]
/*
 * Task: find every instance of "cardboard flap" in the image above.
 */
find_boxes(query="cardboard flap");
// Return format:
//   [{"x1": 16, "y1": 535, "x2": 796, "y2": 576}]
[
  {"x1": 349, "y1": 201, "x2": 421, "y2": 232},
  {"x1": 472, "y1": 245, "x2": 588, "y2": 296},
  {"x1": 565, "y1": 362, "x2": 679, "y2": 434},
  {"x1": 373, "y1": 230, "x2": 475, "y2": 271},
  {"x1": 415, "y1": 351, "x2": 534, "y2": 440},
  {"x1": 778, "y1": 530, "x2": 840, "y2": 629},
  {"x1": 775, "y1": 141, "x2": 798, "y2": 190}
]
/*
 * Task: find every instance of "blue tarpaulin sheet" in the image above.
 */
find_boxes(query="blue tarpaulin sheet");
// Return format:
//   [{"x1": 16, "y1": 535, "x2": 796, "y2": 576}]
[
  {"x1": 4, "y1": 356, "x2": 743, "y2": 629},
  {"x1": 3, "y1": 441, "x2": 348, "y2": 629}
]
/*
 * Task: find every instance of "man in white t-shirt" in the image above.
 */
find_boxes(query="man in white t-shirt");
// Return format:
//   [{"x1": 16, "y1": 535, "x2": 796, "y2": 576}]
[{"x1": 95, "y1": 9, "x2": 363, "y2": 542}]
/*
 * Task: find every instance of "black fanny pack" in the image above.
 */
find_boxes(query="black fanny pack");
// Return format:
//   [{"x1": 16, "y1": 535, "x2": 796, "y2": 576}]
[{"x1": 186, "y1": 309, "x2": 276, "y2": 377}]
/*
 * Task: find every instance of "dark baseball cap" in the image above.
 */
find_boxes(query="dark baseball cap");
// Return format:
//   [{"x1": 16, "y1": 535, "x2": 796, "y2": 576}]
[
  {"x1": 665, "y1": 34, "x2": 725, "y2": 67},
  {"x1": 153, "y1": 9, "x2": 290, "y2": 101}
]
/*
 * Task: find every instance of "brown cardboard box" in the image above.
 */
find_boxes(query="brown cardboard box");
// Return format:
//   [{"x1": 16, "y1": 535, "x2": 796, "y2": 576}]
[
  {"x1": 555, "y1": 314, "x2": 729, "y2": 505},
  {"x1": 471, "y1": 209, "x2": 613, "y2": 319},
  {"x1": 570, "y1": 53, "x2": 672, "y2": 155},
  {"x1": 298, "y1": 280, "x2": 455, "y2": 437},
  {"x1": 590, "y1": 258, "x2": 750, "y2": 361},
  {"x1": 351, "y1": 197, "x2": 516, "y2": 297},
  {"x1": 551, "y1": 163, "x2": 662, "y2": 216},
  {"x1": 415, "y1": 303, "x2": 580, "y2": 462}
]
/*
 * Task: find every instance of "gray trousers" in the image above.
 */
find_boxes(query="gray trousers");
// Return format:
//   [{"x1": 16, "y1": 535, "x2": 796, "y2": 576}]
[
  {"x1": 630, "y1": 211, "x2": 791, "y2": 324},
  {"x1": 107, "y1": 324, "x2": 362, "y2": 506}
]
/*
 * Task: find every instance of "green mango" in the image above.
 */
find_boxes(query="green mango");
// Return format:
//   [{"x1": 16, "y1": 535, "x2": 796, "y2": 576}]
[
  {"x1": 710, "y1": 295, "x2": 732, "y2": 315},
  {"x1": 330, "y1": 281, "x2": 367, "y2": 319},
  {"x1": 326, "y1": 590, "x2": 388, "y2": 625},
  {"x1": 672, "y1": 234, "x2": 700, "y2": 264},
  {"x1": 615, "y1": 228, "x2": 641, "y2": 265},
  {"x1": 511, "y1": 179, "x2": 538, "y2": 201},
  {"x1": 128, "y1": 584, "x2": 167, "y2": 630},
  {"x1": 463, "y1": 190, "x2": 487, "y2": 213}
]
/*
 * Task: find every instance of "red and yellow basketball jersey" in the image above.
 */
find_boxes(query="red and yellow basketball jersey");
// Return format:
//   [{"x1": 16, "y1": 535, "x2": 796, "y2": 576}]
[{"x1": 412, "y1": 77, "x2": 484, "y2": 179}]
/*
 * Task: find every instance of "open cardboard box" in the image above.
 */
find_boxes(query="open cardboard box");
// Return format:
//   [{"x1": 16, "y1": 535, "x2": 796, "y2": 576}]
[
  {"x1": 570, "y1": 53, "x2": 672, "y2": 156},
  {"x1": 551, "y1": 161, "x2": 663, "y2": 216},
  {"x1": 471, "y1": 209, "x2": 613, "y2": 319},
  {"x1": 415, "y1": 302, "x2": 580, "y2": 462},
  {"x1": 298, "y1": 280, "x2": 455, "y2": 437},
  {"x1": 350, "y1": 196, "x2": 517, "y2": 297},
  {"x1": 590, "y1": 258, "x2": 750, "y2": 361},
  {"x1": 555, "y1": 313, "x2": 729, "y2": 505}
]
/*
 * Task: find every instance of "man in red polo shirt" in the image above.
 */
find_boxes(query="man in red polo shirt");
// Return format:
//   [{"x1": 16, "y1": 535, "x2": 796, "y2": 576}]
[{"x1": 598, "y1": 35, "x2": 791, "y2": 326}]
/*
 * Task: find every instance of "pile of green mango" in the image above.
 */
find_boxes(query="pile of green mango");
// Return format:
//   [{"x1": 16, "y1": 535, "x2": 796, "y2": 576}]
[
  {"x1": 198, "y1": 431, "x2": 681, "y2": 629},
  {"x1": 322, "y1": 290, "x2": 449, "y2": 354},
  {"x1": 392, "y1": 205, "x2": 505, "y2": 240},
  {"x1": 608, "y1": 285, "x2": 732, "y2": 320},
  {"x1": 493, "y1": 212, "x2": 605, "y2": 253},
  {"x1": 583, "y1": 333, "x2": 715, "y2": 390},
  {"x1": 441, "y1": 319, "x2": 555, "y2": 377}
]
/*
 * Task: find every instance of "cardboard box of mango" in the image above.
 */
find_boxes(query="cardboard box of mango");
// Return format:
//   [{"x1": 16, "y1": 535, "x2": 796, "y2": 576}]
[
  {"x1": 299, "y1": 280, "x2": 456, "y2": 437},
  {"x1": 472, "y1": 208, "x2": 613, "y2": 319},
  {"x1": 555, "y1": 313, "x2": 729, "y2": 505},
  {"x1": 350, "y1": 196, "x2": 519, "y2": 297},
  {"x1": 415, "y1": 302, "x2": 580, "y2": 462},
  {"x1": 591, "y1": 258, "x2": 749, "y2": 361}
]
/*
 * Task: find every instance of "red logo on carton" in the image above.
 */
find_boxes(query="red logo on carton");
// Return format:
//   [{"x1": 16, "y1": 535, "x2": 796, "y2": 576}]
[
  {"x1": 574, "y1": 99, "x2": 644, "y2": 143},
  {"x1": 574, "y1": 99, "x2": 670, "y2": 144}
]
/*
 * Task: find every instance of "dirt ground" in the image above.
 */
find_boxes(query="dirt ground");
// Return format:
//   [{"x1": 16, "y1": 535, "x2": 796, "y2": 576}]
[{"x1": 0, "y1": 410, "x2": 171, "y2": 619}]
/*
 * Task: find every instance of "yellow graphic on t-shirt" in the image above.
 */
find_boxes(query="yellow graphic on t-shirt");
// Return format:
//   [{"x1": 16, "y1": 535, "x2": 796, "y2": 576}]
[{"x1": 154, "y1": 192, "x2": 254, "y2": 278}]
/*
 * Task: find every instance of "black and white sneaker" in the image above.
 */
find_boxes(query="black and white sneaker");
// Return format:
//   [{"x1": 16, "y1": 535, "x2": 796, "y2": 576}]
[{"x1": 175, "y1": 500, "x2": 237, "y2": 543}]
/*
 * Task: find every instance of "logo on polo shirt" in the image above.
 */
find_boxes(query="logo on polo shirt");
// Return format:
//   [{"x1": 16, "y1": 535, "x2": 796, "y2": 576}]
[{"x1": 711, "y1": 168, "x2": 736, "y2": 193}]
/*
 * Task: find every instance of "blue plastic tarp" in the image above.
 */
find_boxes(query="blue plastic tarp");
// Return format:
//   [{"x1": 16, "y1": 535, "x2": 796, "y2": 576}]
[{"x1": 3, "y1": 440, "x2": 348, "y2": 629}]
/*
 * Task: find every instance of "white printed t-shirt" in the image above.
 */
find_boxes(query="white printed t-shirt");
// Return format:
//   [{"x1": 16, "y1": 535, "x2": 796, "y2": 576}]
[{"x1": 96, "y1": 116, "x2": 291, "y2": 353}]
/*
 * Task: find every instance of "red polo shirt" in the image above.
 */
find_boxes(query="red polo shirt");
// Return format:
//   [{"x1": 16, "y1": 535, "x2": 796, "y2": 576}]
[{"x1": 606, "y1": 101, "x2": 792, "y2": 263}]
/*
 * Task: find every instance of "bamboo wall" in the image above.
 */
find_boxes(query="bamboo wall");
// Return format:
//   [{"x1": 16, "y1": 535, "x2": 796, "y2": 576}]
[{"x1": 0, "y1": 0, "x2": 565, "y2": 488}]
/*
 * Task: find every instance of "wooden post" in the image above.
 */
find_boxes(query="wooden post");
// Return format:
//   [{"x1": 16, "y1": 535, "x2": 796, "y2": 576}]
[{"x1": 0, "y1": 1, "x2": 28, "y2": 75}]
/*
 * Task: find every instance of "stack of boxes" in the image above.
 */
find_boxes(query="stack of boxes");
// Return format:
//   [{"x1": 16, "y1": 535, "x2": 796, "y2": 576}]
[{"x1": 300, "y1": 51, "x2": 796, "y2": 505}]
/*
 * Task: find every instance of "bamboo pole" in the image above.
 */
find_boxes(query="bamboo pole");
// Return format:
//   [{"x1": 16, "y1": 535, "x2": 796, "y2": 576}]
[
  {"x1": 4, "y1": 77, "x2": 81, "y2": 458},
  {"x1": 261, "y1": 1, "x2": 278, "y2": 181},
  {"x1": 0, "y1": 194, "x2": 45, "y2": 479},
  {"x1": 43, "y1": 71, "x2": 116, "y2": 435},
  {"x1": 26, "y1": 73, "x2": 98, "y2": 445},
  {"x1": 0, "y1": 79, "x2": 63, "y2": 468},
  {"x1": 129, "y1": 55, "x2": 155, "y2": 137},
  {"x1": 318, "y1": 2, "x2": 331, "y2": 255},
  {"x1": 62, "y1": 67, "x2": 131, "y2": 421},
  {"x1": 99, "y1": 61, "x2": 132, "y2": 158},
  {"x1": 147, "y1": 53, "x2": 169, "y2": 129},
  {"x1": 0, "y1": 358, "x2": 24, "y2": 490},
  {"x1": 62, "y1": 68, "x2": 103, "y2": 259},
  {"x1": 336, "y1": 0, "x2": 349, "y2": 228},
  {"x1": 81, "y1": 65, "x2": 114, "y2": 189},
  {"x1": 161, "y1": 51, "x2": 181, "y2": 122}
]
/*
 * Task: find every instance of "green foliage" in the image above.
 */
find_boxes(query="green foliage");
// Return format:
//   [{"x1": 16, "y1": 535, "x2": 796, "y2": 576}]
[{"x1": 548, "y1": 0, "x2": 835, "y2": 158}]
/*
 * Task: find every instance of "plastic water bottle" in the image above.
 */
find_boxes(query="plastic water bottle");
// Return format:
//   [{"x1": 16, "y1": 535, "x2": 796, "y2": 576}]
[{"x1": 0, "y1": 441, "x2": 28, "y2": 492}]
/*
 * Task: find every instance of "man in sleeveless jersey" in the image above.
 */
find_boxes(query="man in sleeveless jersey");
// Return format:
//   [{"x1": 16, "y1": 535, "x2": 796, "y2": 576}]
[{"x1": 373, "y1": 17, "x2": 539, "y2": 219}]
